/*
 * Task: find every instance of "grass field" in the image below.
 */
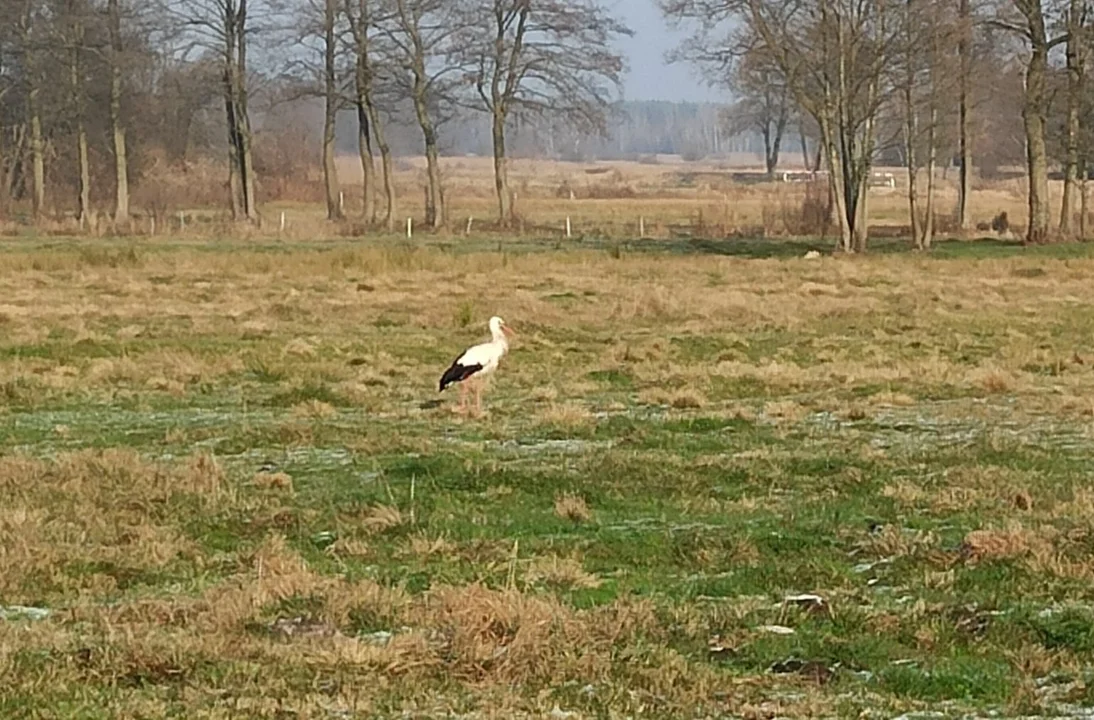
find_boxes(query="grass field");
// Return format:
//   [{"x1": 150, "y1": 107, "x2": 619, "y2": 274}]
[{"x1": 4, "y1": 235, "x2": 1094, "y2": 718}]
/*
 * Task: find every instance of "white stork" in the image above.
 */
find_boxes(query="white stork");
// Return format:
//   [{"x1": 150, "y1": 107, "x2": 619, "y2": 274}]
[{"x1": 438, "y1": 316, "x2": 515, "y2": 415}]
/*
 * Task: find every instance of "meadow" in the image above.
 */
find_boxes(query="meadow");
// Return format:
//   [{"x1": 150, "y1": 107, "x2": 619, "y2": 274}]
[{"x1": 3, "y1": 232, "x2": 1094, "y2": 719}]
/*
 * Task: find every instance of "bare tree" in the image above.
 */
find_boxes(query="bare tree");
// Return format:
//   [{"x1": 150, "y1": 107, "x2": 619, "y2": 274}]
[
  {"x1": 723, "y1": 46, "x2": 791, "y2": 177},
  {"x1": 167, "y1": 0, "x2": 266, "y2": 222},
  {"x1": 1077, "y1": 77, "x2": 1094, "y2": 236},
  {"x1": 900, "y1": 0, "x2": 925, "y2": 246},
  {"x1": 897, "y1": 0, "x2": 958, "y2": 250},
  {"x1": 380, "y1": 0, "x2": 468, "y2": 229},
  {"x1": 106, "y1": 0, "x2": 130, "y2": 226},
  {"x1": 660, "y1": 1, "x2": 791, "y2": 177},
  {"x1": 1059, "y1": 0, "x2": 1088, "y2": 235},
  {"x1": 0, "y1": 2, "x2": 18, "y2": 218},
  {"x1": 323, "y1": 0, "x2": 343, "y2": 220},
  {"x1": 460, "y1": 0, "x2": 629, "y2": 224},
  {"x1": 748, "y1": 0, "x2": 901, "y2": 252},
  {"x1": 55, "y1": 0, "x2": 92, "y2": 228},
  {"x1": 957, "y1": 0, "x2": 974, "y2": 230},
  {"x1": 996, "y1": 0, "x2": 1066, "y2": 244},
  {"x1": 18, "y1": 0, "x2": 46, "y2": 221},
  {"x1": 344, "y1": 0, "x2": 396, "y2": 228},
  {"x1": 230, "y1": 0, "x2": 258, "y2": 221}
]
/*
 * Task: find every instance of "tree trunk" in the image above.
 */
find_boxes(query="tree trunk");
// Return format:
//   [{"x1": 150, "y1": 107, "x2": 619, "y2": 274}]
[
  {"x1": 923, "y1": 12, "x2": 938, "y2": 251},
  {"x1": 107, "y1": 0, "x2": 129, "y2": 227},
  {"x1": 76, "y1": 124, "x2": 90, "y2": 229},
  {"x1": 904, "y1": 87, "x2": 921, "y2": 249},
  {"x1": 373, "y1": 113, "x2": 396, "y2": 231},
  {"x1": 236, "y1": 0, "x2": 257, "y2": 223},
  {"x1": 222, "y1": 59, "x2": 243, "y2": 220},
  {"x1": 413, "y1": 85, "x2": 443, "y2": 229},
  {"x1": 765, "y1": 119, "x2": 786, "y2": 177},
  {"x1": 28, "y1": 88, "x2": 45, "y2": 222},
  {"x1": 1061, "y1": 0, "x2": 1083, "y2": 237},
  {"x1": 6, "y1": 126, "x2": 27, "y2": 204},
  {"x1": 110, "y1": 74, "x2": 129, "y2": 227},
  {"x1": 492, "y1": 108, "x2": 511, "y2": 223},
  {"x1": 323, "y1": 0, "x2": 342, "y2": 221},
  {"x1": 22, "y1": 13, "x2": 44, "y2": 224},
  {"x1": 923, "y1": 104, "x2": 937, "y2": 250},
  {"x1": 70, "y1": 21, "x2": 90, "y2": 230},
  {"x1": 850, "y1": 75, "x2": 879, "y2": 254},
  {"x1": 0, "y1": 107, "x2": 10, "y2": 219},
  {"x1": 321, "y1": 94, "x2": 341, "y2": 223},
  {"x1": 853, "y1": 173, "x2": 869, "y2": 253},
  {"x1": 1023, "y1": 34, "x2": 1051, "y2": 244},
  {"x1": 819, "y1": 113, "x2": 852, "y2": 252},
  {"x1": 799, "y1": 131, "x2": 810, "y2": 171},
  {"x1": 347, "y1": 0, "x2": 386, "y2": 227},
  {"x1": 238, "y1": 102, "x2": 257, "y2": 222},
  {"x1": 957, "y1": 0, "x2": 972, "y2": 230},
  {"x1": 1081, "y1": 158, "x2": 1089, "y2": 239},
  {"x1": 0, "y1": 115, "x2": 7, "y2": 219},
  {"x1": 356, "y1": 101, "x2": 376, "y2": 225}
]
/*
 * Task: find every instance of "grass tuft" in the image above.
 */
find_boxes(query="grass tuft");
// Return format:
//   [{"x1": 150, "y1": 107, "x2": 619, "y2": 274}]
[{"x1": 554, "y1": 493, "x2": 592, "y2": 524}]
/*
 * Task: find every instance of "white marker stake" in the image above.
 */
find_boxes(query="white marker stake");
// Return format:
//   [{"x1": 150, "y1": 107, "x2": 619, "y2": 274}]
[
  {"x1": 639, "y1": 216, "x2": 645, "y2": 237},
  {"x1": 466, "y1": 216, "x2": 474, "y2": 235},
  {"x1": 407, "y1": 217, "x2": 413, "y2": 239},
  {"x1": 280, "y1": 211, "x2": 286, "y2": 232},
  {"x1": 339, "y1": 191, "x2": 344, "y2": 214},
  {"x1": 566, "y1": 216, "x2": 572, "y2": 238},
  {"x1": 150, "y1": 216, "x2": 155, "y2": 236},
  {"x1": 179, "y1": 211, "x2": 184, "y2": 231}
]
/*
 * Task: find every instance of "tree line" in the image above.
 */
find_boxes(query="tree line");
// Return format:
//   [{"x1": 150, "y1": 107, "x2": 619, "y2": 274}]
[
  {"x1": 331, "y1": 100, "x2": 741, "y2": 162},
  {"x1": 661, "y1": 0, "x2": 1094, "y2": 251},
  {"x1": 0, "y1": 0, "x2": 630, "y2": 230}
]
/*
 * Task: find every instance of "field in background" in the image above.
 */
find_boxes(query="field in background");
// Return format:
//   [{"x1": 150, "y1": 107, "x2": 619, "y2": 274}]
[
  {"x1": 15, "y1": 153, "x2": 1055, "y2": 241},
  {"x1": 324, "y1": 154, "x2": 1045, "y2": 238},
  {"x1": 3, "y1": 238, "x2": 1094, "y2": 717}
]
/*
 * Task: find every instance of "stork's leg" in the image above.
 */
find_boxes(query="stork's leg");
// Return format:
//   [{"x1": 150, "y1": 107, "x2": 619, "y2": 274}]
[
  {"x1": 457, "y1": 381, "x2": 468, "y2": 415},
  {"x1": 474, "y1": 380, "x2": 484, "y2": 417}
]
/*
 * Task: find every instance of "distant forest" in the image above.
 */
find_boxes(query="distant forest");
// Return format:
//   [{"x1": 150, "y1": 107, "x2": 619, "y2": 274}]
[{"x1": 327, "y1": 100, "x2": 759, "y2": 162}]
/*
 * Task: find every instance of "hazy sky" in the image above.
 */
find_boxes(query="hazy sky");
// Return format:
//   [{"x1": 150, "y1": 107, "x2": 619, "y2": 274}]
[{"x1": 615, "y1": 1, "x2": 719, "y2": 103}]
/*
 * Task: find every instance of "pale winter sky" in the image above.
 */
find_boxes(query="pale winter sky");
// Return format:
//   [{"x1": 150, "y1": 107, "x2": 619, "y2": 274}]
[{"x1": 614, "y1": 0, "x2": 720, "y2": 103}]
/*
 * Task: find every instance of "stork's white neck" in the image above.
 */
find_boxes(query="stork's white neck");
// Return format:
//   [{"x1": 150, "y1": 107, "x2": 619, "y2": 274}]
[{"x1": 491, "y1": 327, "x2": 509, "y2": 349}]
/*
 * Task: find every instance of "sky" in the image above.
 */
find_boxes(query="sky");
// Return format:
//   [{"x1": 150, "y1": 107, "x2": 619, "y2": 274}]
[{"x1": 614, "y1": 0, "x2": 719, "y2": 104}]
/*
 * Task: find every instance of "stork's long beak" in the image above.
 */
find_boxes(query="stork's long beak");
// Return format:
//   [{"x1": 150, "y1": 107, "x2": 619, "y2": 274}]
[{"x1": 502, "y1": 324, "x2": 516, "y2": 338}]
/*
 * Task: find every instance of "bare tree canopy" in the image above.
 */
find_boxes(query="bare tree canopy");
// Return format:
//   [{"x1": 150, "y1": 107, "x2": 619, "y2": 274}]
[{"x1": 457, "y1": 0, "x2": 630, "y2": 223}]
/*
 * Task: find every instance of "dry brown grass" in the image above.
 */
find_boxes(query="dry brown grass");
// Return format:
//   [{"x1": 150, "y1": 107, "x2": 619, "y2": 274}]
[
  {"x1": 291, "y1": 398, "x2": 338, "y2": 419},
  {"x1": 362, "y1": 504, "x2": 407, "y2": 534},
  {"x1": 0, "y1": 450, "x2": 220, "y2": 601},
  {"x1": 554, "y1": 493, "x2": 593, "y2": 524},
  {"x1": 539, "y1": 402, "x2": 594, "y2": 429},
  {"x1": 253, "y1": 470, "x2": 294, "y2": 491},
  {"x1": 640, "y1": 386, "x2": 708, "y2": 409},
  {"x1": 961, "y1": 524, "x2": 1051, "y2": 562},
  {"x1": 524, "y1": 554, "x2": 602, "y2": 591}
]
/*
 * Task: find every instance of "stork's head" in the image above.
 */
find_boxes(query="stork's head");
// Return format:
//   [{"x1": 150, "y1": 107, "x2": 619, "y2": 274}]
[{"x1": 489, "y1": 315, "x2": 515, "y2": 340}]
